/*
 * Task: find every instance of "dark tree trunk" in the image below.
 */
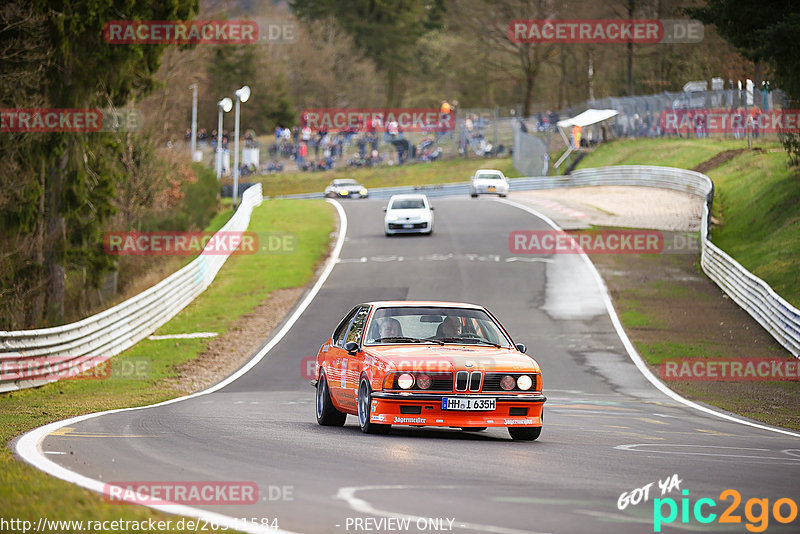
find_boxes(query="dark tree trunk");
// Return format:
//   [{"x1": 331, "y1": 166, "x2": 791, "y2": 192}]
[{"x1": 44, "y1": 147, "x2": 67, "y2": 325}]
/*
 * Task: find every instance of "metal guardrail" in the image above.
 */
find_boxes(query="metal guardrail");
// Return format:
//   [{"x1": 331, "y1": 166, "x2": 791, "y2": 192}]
[{"x1": 0, "y1": 184, "x2": 264, "y2": 392}]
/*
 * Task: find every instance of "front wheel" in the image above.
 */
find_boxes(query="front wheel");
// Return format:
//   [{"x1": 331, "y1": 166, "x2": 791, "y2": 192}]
[
  {"x1": 508, "y1": 426, "x2": 541, "y2": 441},
  {"x1": 316, "y1": 371, "x2": 347, "y2": 426},
  {"x1": 358, "y1": 379, "x2": 391, "y2": 434}
]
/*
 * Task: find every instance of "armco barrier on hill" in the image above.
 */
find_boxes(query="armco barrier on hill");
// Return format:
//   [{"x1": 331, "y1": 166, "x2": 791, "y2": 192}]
[{"x1": 0, "y1": 184, "x2": 263, "y2": 392}]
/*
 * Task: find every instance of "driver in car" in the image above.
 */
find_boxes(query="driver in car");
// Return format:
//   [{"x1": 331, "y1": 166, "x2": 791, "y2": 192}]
[
  {"x1": 437, "y1": 316, "x2": 462, "y2": 338},
  {"x1": 379, "y1": 317, "x2": 403, "y2": 338}
]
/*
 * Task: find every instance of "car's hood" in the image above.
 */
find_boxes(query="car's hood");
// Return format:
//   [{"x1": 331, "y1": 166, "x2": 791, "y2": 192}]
[
  {"x1": 386, "y1": 208, "x2": 431, "y2": 218},
  {"x1": 364, "y1": 344, "x2": 538, "y2": 373}
]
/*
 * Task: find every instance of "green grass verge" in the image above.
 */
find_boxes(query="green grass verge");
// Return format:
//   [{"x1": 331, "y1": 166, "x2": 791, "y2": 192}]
[
  {"x1": 577, "y1": 137, "x2": 761, "y2": 170},
  {"x1": 0, "y1": 199, "x2": 334, "y2": 531},
  {"x1": 256, "y1": 156, "x2": 519, "y2": 197},
  {"x1": 708, "y1": 150, "x2": 800, "y2": 307}
]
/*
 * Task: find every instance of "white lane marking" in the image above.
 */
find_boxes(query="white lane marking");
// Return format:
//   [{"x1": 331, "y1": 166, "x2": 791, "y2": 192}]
[
  {"x1": 614, "y1": 443, "x2": 800, "y2": 461},
  {"x1": 505, "y1": 257, "x2": 554, "y2": 263},
  {"x1": 148, "y1": 333, "x2": 218, "y2": 340},
  {"x1": 336, "y1": 485, "x2": 551, "y2": 534},
  {"x1": 43, "y1": 451, "x2": 66, "y2": 455},
  {"x1": 337, "y1": 254, "x2": 551, "y2": 264},
  {"x1": 14, "y1": 199, "x2": 349, "y2": 534},
  {"x1": 494, "y1": 197, "x2": 800, "y2": 439}
]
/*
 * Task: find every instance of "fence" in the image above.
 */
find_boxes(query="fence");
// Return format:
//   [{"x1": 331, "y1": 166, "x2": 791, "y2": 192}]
[
  {"x1": 0, "y1": 184, "x2": 264, "y2": 392},
  {"x1": 549, "y1": 87, "x2": 788, "y2": 141}
]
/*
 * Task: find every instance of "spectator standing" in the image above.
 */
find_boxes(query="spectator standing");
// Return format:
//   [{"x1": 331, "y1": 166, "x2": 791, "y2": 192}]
[{"x1": 297, "y1": 141, "x2": 308, "y2": 169}]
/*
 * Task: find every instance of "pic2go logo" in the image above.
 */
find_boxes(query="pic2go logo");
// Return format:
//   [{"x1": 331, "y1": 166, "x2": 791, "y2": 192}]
[{"x1": 653, "y1": 489, "x2": 799, "y2": 532}]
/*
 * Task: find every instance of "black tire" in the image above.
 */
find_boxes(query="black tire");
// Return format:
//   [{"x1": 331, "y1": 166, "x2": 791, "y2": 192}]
[
  {"x1": 508, "y1": 426, "x2": 541, "y2": 441},
  {"x1": 316, "y1": 371, "x2": 347, "y2": 426},
  {"x1": 358, "y1": 379, "x2": 391, "y2": 434},
  {"x1": 470, "y1": 193, "x2": 478, "y2": 198},
  {"x1": 499, "y1": 194, "x2": 507, "y2": 198},
  {"x1": 461, "y1": 427, "x2": 487, "y2": 432}
]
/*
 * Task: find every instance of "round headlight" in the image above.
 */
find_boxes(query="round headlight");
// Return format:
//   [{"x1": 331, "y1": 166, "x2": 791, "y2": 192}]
[
  {"x1": 416, "y1": 374, "x2": 432, "y2": 390},
  {"x1": 500, "y1": 375, "x2": 516, "y2": 391},
  {"x1": 516, "y1": 375, "x2": 533, "y2": 391},
  {"x1": 397, "y1": 373, "x2": 414, "y2": 389},
  {"x1": 360, "y1": 189, "x2": 368, "y2": 195}
]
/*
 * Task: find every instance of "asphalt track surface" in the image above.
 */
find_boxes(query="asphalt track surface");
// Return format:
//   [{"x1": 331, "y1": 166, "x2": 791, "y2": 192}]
[{"x1": 25, "y1": 198, "x2": 800, "y2": 533}]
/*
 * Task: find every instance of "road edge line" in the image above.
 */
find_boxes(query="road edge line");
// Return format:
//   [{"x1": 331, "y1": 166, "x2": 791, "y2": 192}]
[{"x1": 13, "y1": 199, "x2": 348, "y2": 534}]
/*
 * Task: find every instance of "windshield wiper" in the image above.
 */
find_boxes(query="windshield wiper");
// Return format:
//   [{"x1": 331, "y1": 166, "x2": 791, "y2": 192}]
[
  {"x1": 376, "y1": 336, "x2": 444, "y2": 345},
  {"x1": 437, "y1": 337, "x2": 501, "y2": 348}
]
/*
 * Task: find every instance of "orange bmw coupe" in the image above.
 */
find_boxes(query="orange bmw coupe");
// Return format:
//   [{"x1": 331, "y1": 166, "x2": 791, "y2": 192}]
[{"x1": 313, "y1": 301, "x2": 545, "y2": 441}]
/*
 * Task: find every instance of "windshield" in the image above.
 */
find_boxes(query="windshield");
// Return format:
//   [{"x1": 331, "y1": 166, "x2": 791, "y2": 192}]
[
  {"x1": 333, "y1": 180, "x2": 358, "y2": 186},
  {"x1": 364, "y1": 306, "x2": 512, "y2": 347},
  {"x1": 390, "y1": 199, "x2": 426, "y2": 210}
]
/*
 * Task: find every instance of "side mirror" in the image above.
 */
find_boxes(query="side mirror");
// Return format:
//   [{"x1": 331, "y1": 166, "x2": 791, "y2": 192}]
[
  {"x1": 344, "y1": 341, "x2": 359, "y2": 355},
  {"x1": 382, "y1": 206, "x2": 387, "y2": 212},
  {"x1": 515, "y1": 343, "x2": 527, "y2": 353},
  {"x1": 429, "y1": 206, "x2": 435, "y2": 211}
]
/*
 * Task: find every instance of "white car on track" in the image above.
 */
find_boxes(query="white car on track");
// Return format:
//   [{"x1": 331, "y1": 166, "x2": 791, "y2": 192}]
[
  {"x1": 470, "y1": 169, "x2": 509, "y2": 198},
  {"x1": 383, "y1": 194, "x2": 434, "y2": 236}
]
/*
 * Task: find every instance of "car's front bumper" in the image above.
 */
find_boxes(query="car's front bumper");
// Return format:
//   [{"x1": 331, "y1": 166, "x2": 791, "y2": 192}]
[
  {"x1": 369, "y1": 392, "x2": 545, "y2": 427},
  {"x1": 385, "y1": 221, "x2": 431, "y2": 234}
]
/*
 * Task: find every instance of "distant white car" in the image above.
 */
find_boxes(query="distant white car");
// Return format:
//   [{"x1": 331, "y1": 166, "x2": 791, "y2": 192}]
[
  {"x1": 470, "y1": 169, "x2": 509, "y2": 198},
  {"x1": 324, "y1": 179, "x2": 369, "y2": 199},
  {"x1": 383, "y1": 194, "x2": 434, "y2": 236}
]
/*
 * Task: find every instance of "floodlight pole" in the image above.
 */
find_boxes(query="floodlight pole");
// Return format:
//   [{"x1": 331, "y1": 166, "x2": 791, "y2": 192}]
[
  {"x1": 232, "y1": 86, "x2": 250, "y2": 209},
  {"x1": 233, "y1": 96, "x2": 241, "y2": 208},
  {"x1": 216, "y1": 98, "x2": 232, "y2": 180},
  {"x1": 216, "y1": 105, "x2": 224, "y2": 180}
]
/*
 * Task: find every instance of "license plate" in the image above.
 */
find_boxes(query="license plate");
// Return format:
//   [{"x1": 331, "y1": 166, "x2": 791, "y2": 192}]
[
  {"x1": 488, "y1": 186, "x2": 496, "y2": 192},
  {"x1": 403, "y1": 223, "x2": 413, "y2": 228},
  {"x1": 441, "y1": 397, "x2": 496, "y2": 411}
]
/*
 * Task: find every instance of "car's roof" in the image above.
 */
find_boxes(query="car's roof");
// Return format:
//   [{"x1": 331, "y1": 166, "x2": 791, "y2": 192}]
[
  {"x1": 388, "y1": 194, "x2": 428, "y2": 201},
  {"x1": 363, "y1": 300, "x2": 484, "y2": 310},
  {"x1": 474, "y1": 169, "x2": 504, "y2": 175}
]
